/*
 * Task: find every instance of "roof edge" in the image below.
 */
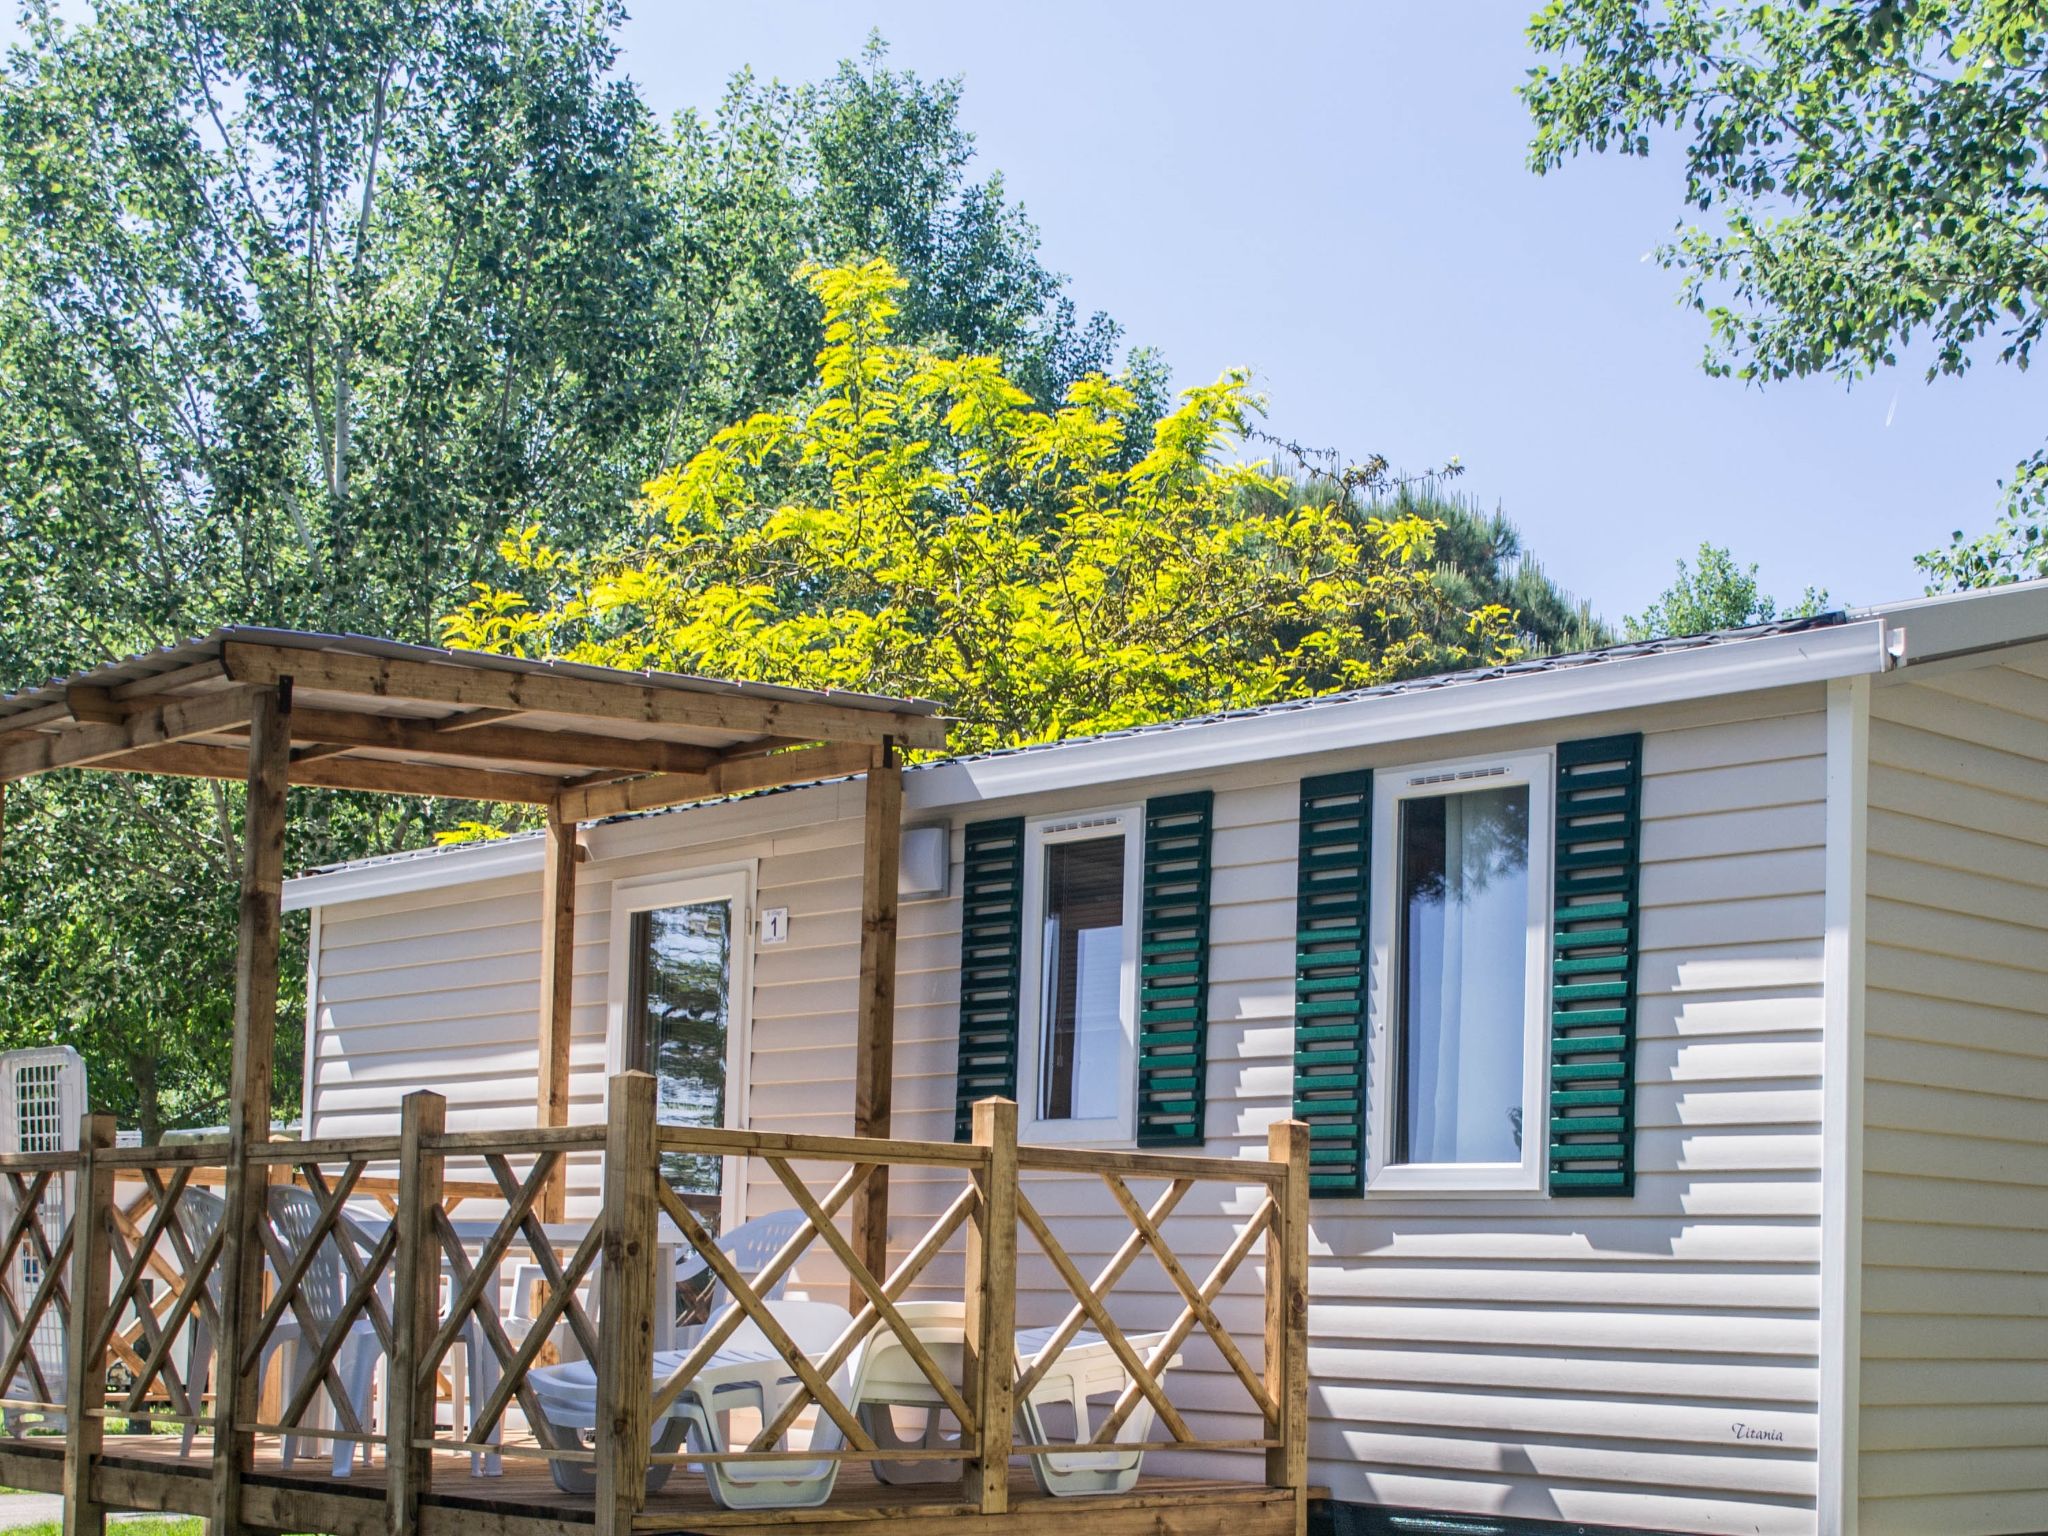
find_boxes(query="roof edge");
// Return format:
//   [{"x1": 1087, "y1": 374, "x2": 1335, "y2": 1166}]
[
  {"x1": 286, "y1": 615, "x2": 1892, "y2": 910},
  {"x1": 905, "y1": 616, "x2": 1888, "y2": 811}
]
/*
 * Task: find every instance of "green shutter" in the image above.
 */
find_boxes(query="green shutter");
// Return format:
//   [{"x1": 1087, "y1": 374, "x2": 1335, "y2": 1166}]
[
  {"x1": 1549, "y1": 734, "x2": 1643, "y2": 1195},
  {"x1": 1137, "y1": 792, "x2": 1214, "y2": 1146},
  {"x1": 954, "y1": 817, "x2": 1025, "y2": 1141},
  {"x1": 1292, "y1": 771, "x2": 1372, "y2": 1197}
]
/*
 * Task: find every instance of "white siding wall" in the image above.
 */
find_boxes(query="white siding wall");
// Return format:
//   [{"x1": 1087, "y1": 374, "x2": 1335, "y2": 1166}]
[
  {"x1": 1859, "y1": 656, "x2": 2048, "y2": 1536},
  {"x1": 304, "y1": 693, "x2": 1831, "y2": 1535},
  {"x1": 1278, "y1": 703, "x2": 1830, "y2": 1536}
]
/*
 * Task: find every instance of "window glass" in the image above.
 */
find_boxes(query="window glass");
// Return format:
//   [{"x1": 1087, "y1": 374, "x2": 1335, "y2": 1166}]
[
  {"x1": 1037, "y1": 835, "x2": 1126, "y2": 1121},
  {"x1": 1395, "y1": 784, "x2": 1531, "y2": 1165},
  {"x1": 629, "y1": 900, "x2": 730, "y2": 1213}
]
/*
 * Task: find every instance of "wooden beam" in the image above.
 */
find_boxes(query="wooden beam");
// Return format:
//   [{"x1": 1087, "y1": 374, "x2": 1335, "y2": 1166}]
[
  {"x1": 594, "y1": 1072, "x2": 659, "y2": 1536},
  {"x1": 0, "y1": 688, "x2": 256, "y2": 781},
  {"x1": 1265, "y1": 1118, "x2": 1311, "y2": 1520},
  {"x1": 64, "y1": 685, "x2": 123, "y2": 725},
  {"x1": 536, "y1": 806, "x2": 577, "y2": 1223},
  {"x1": 0, "y1": 702, "x2": 76, "y2": 741},
  {"x1": 110, "y1": 659, "x2": 228, "y2": 701},
  {"x1": 552, "y1": 740, "x2": 877, "y2": 824},
  {"x1": 387, "y1": 1090, "x2": 446, "y2": 1536},
  {"x1": 94, "y1": 741, "x2": 562, "y2": 804},
  {"x1": 221, "y1": 640, "x2": 950, "y2": 751},
  {"x1": 850, "y1": 742, "x2": 902, "y2": 1298},
  {"x1": 61, "y1": 1111, "x2": 117, "y2": 1536},
  {"x1": 433, "y1": 707, "x2": 524, "y2": 731},
  {"x1": 210, "y1": 685, "x2": 290, "y2": 1534},
  {"x1": 284, "y1": 705, "x2": 718, "y2": 775},
  {"x1": 963, "y1": 1097, "x2": 1017, "y2": 1514}
]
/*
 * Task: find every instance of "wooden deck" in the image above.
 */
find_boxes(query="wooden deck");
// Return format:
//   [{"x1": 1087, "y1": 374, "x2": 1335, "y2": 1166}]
[{"x1": 0, "y1": 1435, "x2": 1301, "y2": 1536}]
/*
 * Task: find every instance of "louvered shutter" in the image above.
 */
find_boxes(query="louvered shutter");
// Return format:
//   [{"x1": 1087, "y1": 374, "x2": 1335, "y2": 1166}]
[
  {"x1": 1548, "y1": 734, "x2": 1644, "y2": 1194},
  {"x1": 1291, "y1": 771, "x2": 1373, "y2": 1196},
  {"x1": 1136, "y1": 792, "x2": 1214, "y2": 1146},
  {"x1": 953, "y1": 817, "x2": 1025, "y2": 1141}
]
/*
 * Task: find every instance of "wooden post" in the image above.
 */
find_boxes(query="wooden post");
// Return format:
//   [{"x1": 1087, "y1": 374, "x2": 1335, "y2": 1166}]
[
  {"x1": 537, "y1": 804, "x2": 578, "y2": 1223},
  {"x1": 962, "y1": 1096, "x2": 1016, "y2": 1513},
  {"x1": 594, "y1": 1072, "x2": 658, "y2": 1536},
  {"x1": 849, "y1": 741, "x2": 902, "y2": 1300},
  {"x1": 1264, "y1": 1119, "x2": 1311, "y2": 1531},
  {"x1": 61, "y1": 1112, "x2": 116, "y2": 1536},
  {"x1": 209, "y1": 683, "x2": 290, "y2": 1536},
  {"x1": 386, "y1": 1091, "x2": 446, "y2": 1536}
]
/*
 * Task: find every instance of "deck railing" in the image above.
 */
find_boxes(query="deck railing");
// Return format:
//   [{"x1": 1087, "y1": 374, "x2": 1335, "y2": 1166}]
[{"x1": 0, "y1": 1072, "x2": 1310, "y2": 1536}]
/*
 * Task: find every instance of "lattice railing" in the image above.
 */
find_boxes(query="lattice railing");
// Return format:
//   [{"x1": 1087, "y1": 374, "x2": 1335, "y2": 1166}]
[
  {"x1": 1011, "y1": 1141, "x2": 1296, "y2": 1461},
  {"x1": 0, "y1": 1150, "x2": 83, "y2": 1430},
  {"x1": 6, "y1": 1075, "x2": 1309, "y2": 1536}
]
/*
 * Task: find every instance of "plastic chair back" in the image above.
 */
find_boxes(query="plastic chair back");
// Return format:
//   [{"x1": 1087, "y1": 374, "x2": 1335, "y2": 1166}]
[
  {"x1": 678, "y1": 1207, "x2": 807, "y2": 1312},
  {"x1": 267, "y1": 1184, "x2": 349, "y2": 1328}
]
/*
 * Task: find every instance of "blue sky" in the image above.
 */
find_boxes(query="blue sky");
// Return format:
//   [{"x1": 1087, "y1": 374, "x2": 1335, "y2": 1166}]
[{"x1": 620, "y1": 0, "x2": 2038, "y2": 622}]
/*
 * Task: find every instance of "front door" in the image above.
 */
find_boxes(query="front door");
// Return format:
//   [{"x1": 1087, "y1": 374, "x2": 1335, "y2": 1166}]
[{"x1": 613, "y1": 870, "x2": 752, "y2": 1230}]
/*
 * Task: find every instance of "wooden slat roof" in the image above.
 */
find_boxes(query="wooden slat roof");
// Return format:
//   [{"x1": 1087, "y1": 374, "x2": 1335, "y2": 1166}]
[{"x1": 0, "y1": 628, "x2": 947, "y2": 820}]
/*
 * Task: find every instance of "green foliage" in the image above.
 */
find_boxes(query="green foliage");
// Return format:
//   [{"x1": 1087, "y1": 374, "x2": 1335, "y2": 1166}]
[
  {"x1": 1234, "y1": 475, "x2": 1610, "y2": 659},
  {"x1": 446, "y1": 261, "x2": 1524, "y2": 752},
  {"x1": 1524, "y1": 0, "x2": 2048, "y2": 585},
  {"x1": 1623, "y1": 543, "x2": 1831, "y2": 641},
  {"x1": 0, "y1": 6, "x2": 1141, "y2": 1132},
  {"x1": 1388, "y1": 487, "x2": 1610, "y2": 657}
]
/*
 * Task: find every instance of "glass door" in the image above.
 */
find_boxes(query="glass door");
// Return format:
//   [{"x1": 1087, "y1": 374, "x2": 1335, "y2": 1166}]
[{"x1": 613, "y1": 870, "x2": 752, "y2": 1234}]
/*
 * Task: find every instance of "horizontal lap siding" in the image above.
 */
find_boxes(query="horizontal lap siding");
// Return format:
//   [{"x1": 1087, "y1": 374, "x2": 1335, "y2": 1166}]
[
  {"x1": 310, "y1": 783, "x2": 874, "y2": 1226},
  {"x1": 1285, "y1": 706, "x2": 1828, "y2": 1536},
  {"x1": 1860, "y1": 660, "x2": 2048, "y2": 1536},
  {"x1": 304, "y1": 695, "x2": 1830, "y2": 1536}
]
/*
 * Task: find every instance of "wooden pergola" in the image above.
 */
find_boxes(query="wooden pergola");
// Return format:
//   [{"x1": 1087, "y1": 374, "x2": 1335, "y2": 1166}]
[{"x1": 0, "y1": 627, "x2": 945, "y2": 1444}]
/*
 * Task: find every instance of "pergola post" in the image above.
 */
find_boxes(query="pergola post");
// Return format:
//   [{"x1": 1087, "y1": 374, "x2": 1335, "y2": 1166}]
[
  {"x1": 537, "y1": 803, "x2": 578, "y2": 1222},
  {"x1": 849, "y1": 740, "x2": 902, "y2": 1293},
  {"x1": 209, "y1": 682, "x2": 290, "y2": 1536}
]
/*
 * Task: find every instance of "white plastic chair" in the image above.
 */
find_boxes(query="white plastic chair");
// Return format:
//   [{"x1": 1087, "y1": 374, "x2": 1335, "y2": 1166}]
[
  {"x1": 511, "y1": 1206, "x2": 810, "y2": 1360},
  {"x1": 527, "y1": 1298, "x2": 854, "y2": 1508},
  {"x1": 264, "y1": 1186, "x2": 384, "y2": 1476},
  {"x1": 176, "y1": 1189, "x2": 290, "y2": 1463},
  {"x1": 846, "y1": 1298, "x2": 969, "y2": 1484},
  {"x1": 177, "y1": 1187, "x2": 502, "y2": 1477},
  {"x1": 1014, "y1": 1321, "x2": 1183, "y2": 1497},
  {"x1": 675, "y1": 1207, "x2": 808, "y2": 1327},
  {"x1": 845, "y1": 1300, "x2": 1185, "y2": 1497}
]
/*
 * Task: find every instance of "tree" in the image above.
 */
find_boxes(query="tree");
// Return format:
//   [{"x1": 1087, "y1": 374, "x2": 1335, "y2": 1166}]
[
  {"x1": 1423, "y1": 493, "x2": 1610, "y2": 655},
  {"x1": 647, "y1": 39, "x2": 1141, "y2": 479},
  {"x1": 0, "y1": 4, "x2": 1139, "y2": 1130},
  {"x1": 1523, "y1": 0, "x2": 2048, "y2": 586},
  {"x1": 1234, "y1": 472, "x2": 1611, "y2": 659},
  {"x1": 446, "y1": 260, "x2": 1524, "y2": 751},
  {"x1": 1623, "y1": 543, "x2": 1830, "y2": 641}
]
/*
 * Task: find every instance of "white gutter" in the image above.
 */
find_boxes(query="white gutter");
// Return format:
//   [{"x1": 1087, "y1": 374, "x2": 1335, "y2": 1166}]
[
  {"x1": 908, "y1": 618, "x2": 1890, "y2": 810},
  {"x1": 286, "y1": 616, "x2": 1893, "y2": 910},
  {"x1": 283, "y1": 834, "x2": 545, "y2": 911}
]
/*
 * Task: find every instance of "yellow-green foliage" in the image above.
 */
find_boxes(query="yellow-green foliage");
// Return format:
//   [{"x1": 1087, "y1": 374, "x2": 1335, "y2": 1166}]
[{"x1": 446, "y1": 260, "x2": 1520, "y2": 754}]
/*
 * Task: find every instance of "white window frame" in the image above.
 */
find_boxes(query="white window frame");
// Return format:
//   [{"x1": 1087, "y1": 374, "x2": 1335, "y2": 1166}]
[
  {"x1": 1366, "y1": 749, "x2": 1553, "y2": 1196},
  {"x1": 1014, "y1": 805, "x2": 1145, "y2": 1145},
  {"x1": 606, "y1": 864, "x2": 757, "y2": 1228}
]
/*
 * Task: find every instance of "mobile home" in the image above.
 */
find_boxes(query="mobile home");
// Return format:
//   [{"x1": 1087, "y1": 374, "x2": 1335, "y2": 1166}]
[{"x1": 283, "y1": 582, "x2": 2048, "y2": 1536}]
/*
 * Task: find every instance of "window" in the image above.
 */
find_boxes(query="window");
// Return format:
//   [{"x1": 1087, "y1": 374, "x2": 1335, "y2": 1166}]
[
  {"x1": 1368, "y1": 753, "x2": 1551, "y2": 1193},
  {"x1": 608, "y1": 868, "x2": 754, "y2": 1228},
  {"x1": 1016, "y1": 809, "x2": 1143, "y2": 1142}
]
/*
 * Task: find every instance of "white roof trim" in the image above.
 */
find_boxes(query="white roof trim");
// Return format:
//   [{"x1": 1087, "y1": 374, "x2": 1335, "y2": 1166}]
[
  {"x1": 907, "y1": 617, "x2": 1889, "y2": 810},
  {"x1": 284, "y1": 615, "x2": 1894, "y2": 912},
  {"x1": 283, "y1": 835, "x2": 545, "y2": 912}
]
